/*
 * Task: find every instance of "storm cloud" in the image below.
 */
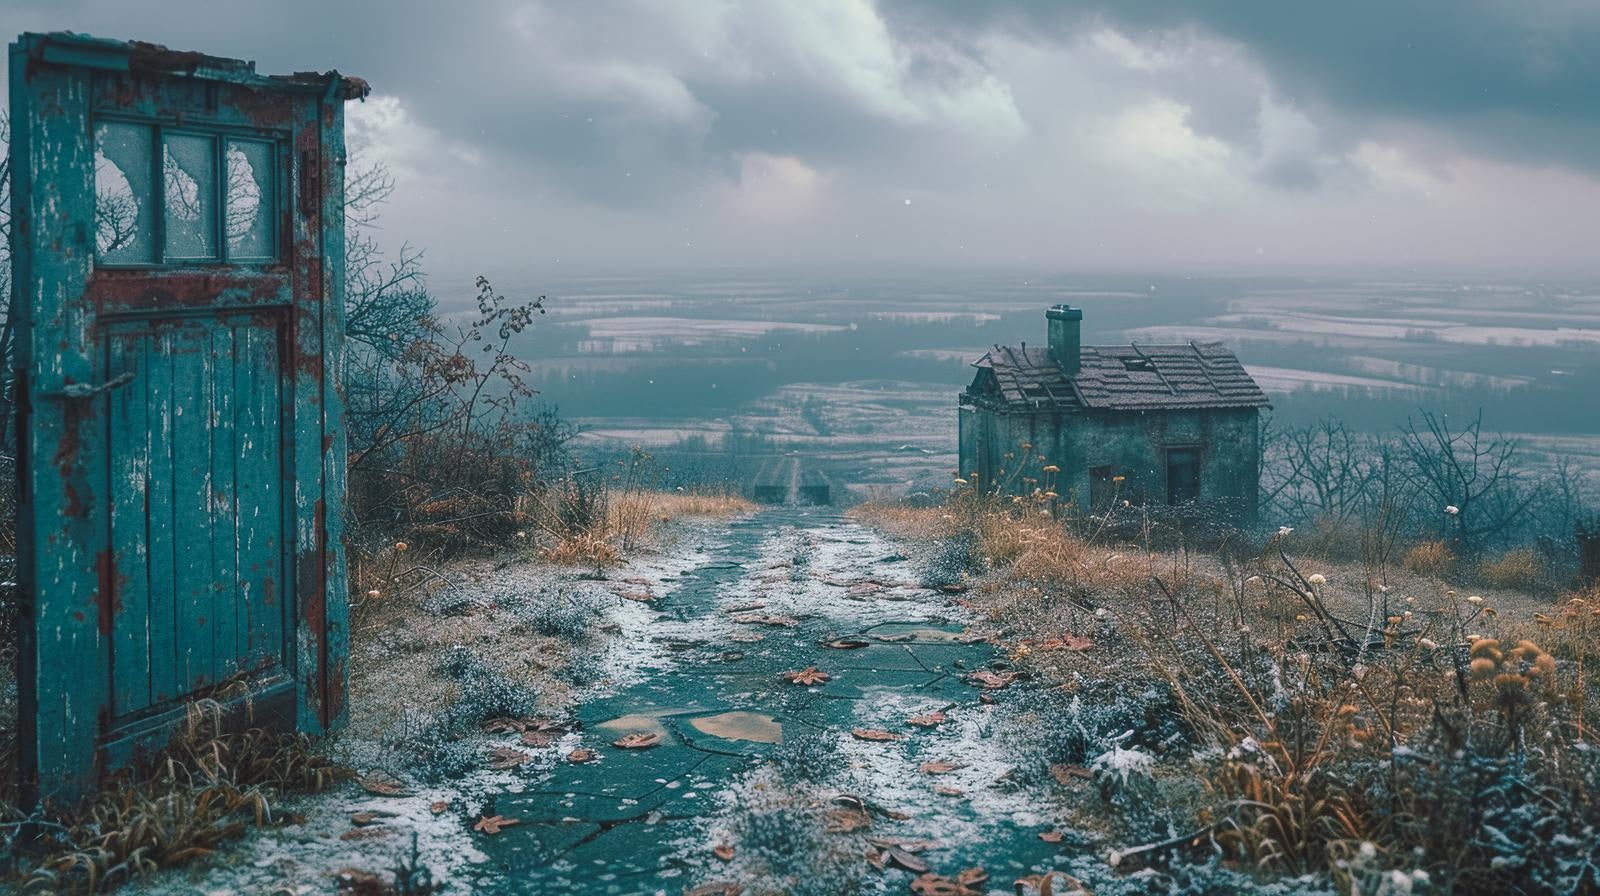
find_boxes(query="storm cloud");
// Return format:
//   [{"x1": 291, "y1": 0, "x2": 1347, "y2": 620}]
[{"x1": 3, "y1": 0, "x2": 1597, "y2": 277}]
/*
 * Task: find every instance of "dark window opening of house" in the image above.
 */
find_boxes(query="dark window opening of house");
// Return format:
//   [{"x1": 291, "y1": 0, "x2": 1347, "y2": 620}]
[
  {"x1": 1090, "y1": 464, "x2": 1115, "y2": 510},
  {"x1": 1167, "y1": 448, "x2": 1200, "y2": 504}
]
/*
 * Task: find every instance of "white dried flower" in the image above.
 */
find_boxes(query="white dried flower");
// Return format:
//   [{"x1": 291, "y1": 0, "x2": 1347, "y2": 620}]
[
  {"x1": 1466, "y1": 595, "x2": 1484, "y2": 605},
  {"x1": 1444, "y1": 505, "x2": 1459, "y2": 515},
  {"x1": 1418, "y1": 638, "x2": 1439, "y2": 650},
  {"x1": 1308, "y1": 573, "x2": 1327, "y2": 586},
  {"x1": 1278, "y1": 526, "x2": 1295, "y2": 537}
]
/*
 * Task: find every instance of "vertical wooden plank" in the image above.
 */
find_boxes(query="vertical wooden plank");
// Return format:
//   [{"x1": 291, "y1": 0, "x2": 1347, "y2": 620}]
[
  {"x1": 237, "y1": 323, "x2": 286, "y2": 670},
  {"x1": 320, "y1": 94, "x2": 352, "y2": 731},
  {"x1": 172, "y1": 326, "x2": 216, "y2": 691},
  {"x1": 146, "y1": 329, "x2": 180, "y2": 705},
  {"x1": 289, "y1": 97, "x2": 326, "y2": 732},
  {"x1": 210, "y1": 324, "x2": 241, "y2": 681},
  {"x1": 11, "y1": 47, "x2": 110, "y2": 796},
  {"x1": 109, "y1": 331, "x2": 153, "y2": 717}
]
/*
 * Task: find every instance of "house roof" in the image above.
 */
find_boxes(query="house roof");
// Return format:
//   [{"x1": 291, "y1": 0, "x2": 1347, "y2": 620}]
[{"x1": 970, "y1": 341, "x2": 1270, "y2": 411}]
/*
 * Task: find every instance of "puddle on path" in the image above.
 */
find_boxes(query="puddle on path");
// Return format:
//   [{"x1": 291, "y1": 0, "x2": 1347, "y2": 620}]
[
  {"x1": 689, "y1": 710, "x2": 784, "y2": 744},
  {"x1": 594, "y1": 713, "x2": 673, "y2": 742},
  {"x1": 867, "y1": 621, "x2": 973, "y2": 642}
]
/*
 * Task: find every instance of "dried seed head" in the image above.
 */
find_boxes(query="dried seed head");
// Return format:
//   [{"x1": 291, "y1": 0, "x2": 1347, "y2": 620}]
[
  {"x1": 394, "y1": 541, "x2": 409, "y2": 552},
  {"x1": 1469, "y1": 657, "x2": 1496, "y2": 678},
  {"x1": 1532, "y1": 653, "x2": 1557, "y2": 679}
]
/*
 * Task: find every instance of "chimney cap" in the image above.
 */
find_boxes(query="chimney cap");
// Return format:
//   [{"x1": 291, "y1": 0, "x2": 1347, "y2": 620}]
[{"x1": 1046, "y1": 304, "x2": 1083, "y2": 320}]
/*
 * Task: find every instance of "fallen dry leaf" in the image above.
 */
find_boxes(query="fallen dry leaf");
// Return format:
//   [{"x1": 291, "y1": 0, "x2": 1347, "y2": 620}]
[
  {"x1": 724, "y1": 600, "x2": 767, "y2": 613},
  {"x1": 956, "y1": 868, "x2": 989, "y2": 889},
  {"x1": 731, "y1": 612, "x2": 799, "y2": 627},
  {"x1": 612, "y1": 732, "x2": 662, "y2": 750},
  {"x1": 934, "y1": 785, "x2": 964, "y2": 797},
  {"x1": 1049, "y1": 764, "x2": 1092, "y2": 785},
  {"x1": 886, "y1": 846, "x2": 928, "y2": 873},
  {"x1": 851, "y1": 728, "x2": 903, "y2": 742},
  {"x1": 520, "y1": 730, "x2": 555, "y2": 748},
  {"x1": 919, "y1": 760, "x2": 963, "y2": 775},
  {"x1": 909, "y1": 873, "x2": 962, "y2": 895},
  {"x1": 473, "y1": 814, "x2": 520, "y2": 835},
  {"x1": 683, "y1": 884, "x2": 743, "y2": 896},
  {"x1": 729, "y1": 631, "x2": 765, "y2": 643},
  {"x1": 429, "y1": 801, "x2": 448, "y2": 815},
  {"x1": 334, "y1": 868, "x2": 385, "y2": 891},
  {"x1": 783, "y1": 666, "x2": 831, "y2": 686},
  {"x1": 1039, "y1": 830, "x2": 1065, "y2": 843},
  {"x1": 820, "y1": 637, "x2": 870, "y2": 649},
  {"x1": 487, "y1": 746, "x2": 532, "y2": 770},
  {"x1": 1015, "y1": 871, "x2": 1084, "y2": 896},
  {"x1": 865, "y1": 847, "x2": 887, "y2": 870},
  {"x1": 866, "y1": 836, "x2": 937, "y2": 852},
  {"x1": 617, "y1": 589, "x2": 654, "y2": 603},
  {"x1": 339, "y1": 826, "x2": 394, "y2": 842},
  {"x1": 967, "y1": 670, "x2": 1019, "y2": 690},
  {"x1": 712, "y1": 844, "x2": 735, "y2": 862},
  {"x1": 825, "y1": 809, "x2": 872, "y2": 833},
  {"x1": 1034, "y1": 633, "x2": 1094, "y2": 652},
  {"x1": 357, "y1": 773, "x2": 408, "y2": 796},
  {"x1": 349, "y1": 810, "x2": 394, "y2": 826},
  {"x1": 906, "y1": 711, "x2": 948, "y2": 728},
  {"x1": 566, "y1": 748, "x2": 598, "y2": 764}
]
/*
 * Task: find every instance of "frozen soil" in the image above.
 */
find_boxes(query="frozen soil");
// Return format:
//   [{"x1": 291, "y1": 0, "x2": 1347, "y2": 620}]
[{"x1": 125, "y1": 508, "x2": 1191, "y2": 896}]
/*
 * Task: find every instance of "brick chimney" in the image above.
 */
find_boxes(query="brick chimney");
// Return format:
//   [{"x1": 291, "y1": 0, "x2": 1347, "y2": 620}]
[{"x1": 1047, "y1": 304, "x2": 1083, "y2": 375}]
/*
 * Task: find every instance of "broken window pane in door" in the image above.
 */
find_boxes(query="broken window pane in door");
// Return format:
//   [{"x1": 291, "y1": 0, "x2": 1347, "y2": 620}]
[
  {"x1": 225, "y1": 140, "x2": 274, "y2": 259},
  {"x1": 94, "y1": 121, "x2": 155, "y2": 264},
  {"x1": 163, "y1": 133, "x2": 218, "y2": 260}
]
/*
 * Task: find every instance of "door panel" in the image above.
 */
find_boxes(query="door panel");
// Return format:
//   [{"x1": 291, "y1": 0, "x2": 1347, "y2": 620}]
[{"x1": 106, "y1": 315, "x2": 290, "y2": 719}]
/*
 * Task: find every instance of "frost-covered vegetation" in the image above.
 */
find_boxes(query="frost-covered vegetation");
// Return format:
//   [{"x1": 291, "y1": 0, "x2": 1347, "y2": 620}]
[{"x1": 858, "y1": 487, "x2": 1600, "y2": 894}]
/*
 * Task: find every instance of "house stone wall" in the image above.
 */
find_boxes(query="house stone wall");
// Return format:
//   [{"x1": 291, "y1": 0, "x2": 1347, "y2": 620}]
[{"x1": 957, "y1": 403, "x2": 1261, "y2": 525}]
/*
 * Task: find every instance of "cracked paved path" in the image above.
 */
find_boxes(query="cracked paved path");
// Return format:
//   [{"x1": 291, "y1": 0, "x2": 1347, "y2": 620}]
[{"x1": 469, "y1": 508, "x2": 1061, "y2": 894}]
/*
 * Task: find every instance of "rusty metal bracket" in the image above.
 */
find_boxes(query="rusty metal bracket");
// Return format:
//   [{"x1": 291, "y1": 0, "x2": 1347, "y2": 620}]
[{"x1": 41, "y1": 372, "x2": 135, "y2": 399}]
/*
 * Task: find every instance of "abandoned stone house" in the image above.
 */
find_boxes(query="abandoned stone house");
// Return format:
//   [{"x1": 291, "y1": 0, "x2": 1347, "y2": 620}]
[{"x1": 958, "y1": 305, "x2": 1270, "y2": 523}]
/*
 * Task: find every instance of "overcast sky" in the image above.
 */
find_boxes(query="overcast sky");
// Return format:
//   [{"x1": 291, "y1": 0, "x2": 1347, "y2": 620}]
[{"x1": 5, "y1": 0, "x2": 1599, "y2": 279}]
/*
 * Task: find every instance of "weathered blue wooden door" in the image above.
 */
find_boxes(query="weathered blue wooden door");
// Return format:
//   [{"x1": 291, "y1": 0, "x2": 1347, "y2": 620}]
[{"x1": 8, "y1": 33, "x2": 365, "y2": 798}]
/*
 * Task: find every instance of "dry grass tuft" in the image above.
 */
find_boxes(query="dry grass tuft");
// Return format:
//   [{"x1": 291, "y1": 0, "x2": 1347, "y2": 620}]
[
  {"x1": 541, "y1": 486, "x2": 753, "y2": 568},
  {"x1": 4, "y1": 697, "x2": 345, "y2": 894},
  {"x1": 1478, "y1": 548, "x2": 1541, "y2": 589},
  {"x1": 1401, "y1": 539, "x2": 1455, "y2": 578}
]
